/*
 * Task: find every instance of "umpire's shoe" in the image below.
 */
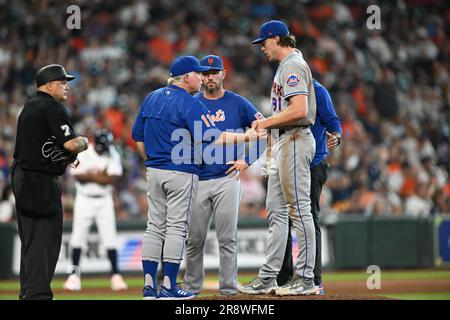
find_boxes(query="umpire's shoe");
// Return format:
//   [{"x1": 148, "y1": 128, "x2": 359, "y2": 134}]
[
  {"x1": 239, "y1": 277, "x2": 278, "y2": 295},
  {"x1": 273, "y1": 274, "x2": 316, "y2": 296}
]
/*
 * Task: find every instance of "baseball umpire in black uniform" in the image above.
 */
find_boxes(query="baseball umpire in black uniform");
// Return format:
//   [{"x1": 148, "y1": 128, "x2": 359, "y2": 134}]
[{"x1": 11, "y1": 64, "x2": 89, "y2": 300}]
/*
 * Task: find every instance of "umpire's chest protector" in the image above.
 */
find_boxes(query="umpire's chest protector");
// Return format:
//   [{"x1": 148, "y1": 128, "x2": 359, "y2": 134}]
[{"x1": 14, "y1": 91, "x2": 77, "y2": 175}]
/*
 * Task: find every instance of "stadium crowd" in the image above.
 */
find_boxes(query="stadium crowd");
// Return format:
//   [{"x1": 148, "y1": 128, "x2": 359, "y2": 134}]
[{"x1": 0, "y1": 0, "x2": 449, "y2": 223}]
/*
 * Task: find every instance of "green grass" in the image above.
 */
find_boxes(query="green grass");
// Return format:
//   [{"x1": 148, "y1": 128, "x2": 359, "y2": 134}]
[
  {"x1": 0, "y1": 294, "x2": 139, "y2": 300},
  {"x1": 0, "y1": 277, "x2": 145, "y2": 291},
  {"x1": 1, "y1": 270, "x2": 447, "y2": 291},
  {"x1": 54, "y1": 295, "x2": 138, "y2": 300},
  {"x1": 382, "y1": 292, "x2": 450, "y2": 300},
  {"x1": 0, "y1": 282, "x2": 19, "y2": 291}
]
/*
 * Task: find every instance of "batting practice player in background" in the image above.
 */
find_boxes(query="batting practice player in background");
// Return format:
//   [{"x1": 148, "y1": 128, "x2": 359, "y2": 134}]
[
  {"x1": 11, "y1": 64, "x2": 88, "y2": 300},
  {"x1": 63, "y1": 129, "x2": 127, "y2": 291},
  {"x1": 183, "y1": 55, "x2": 265, "y2": 296},
  {"x1": 240, "y1": 20, "x2": 317, "y2": 296},
  {"x1": 132, "y1": 56, "x2": 264, "y2": 300},
  {"x1": 277, "y1": 79, "x2": 342, "y2": 295}
]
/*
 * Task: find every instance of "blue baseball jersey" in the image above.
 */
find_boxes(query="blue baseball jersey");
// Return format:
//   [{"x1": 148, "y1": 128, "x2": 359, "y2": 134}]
[
  {"x1": 195, "y1": 90, "x2": 263, "y2": 180},
  {"x1": 132, "y1": 84, "x2": 220, "y2": 175},
  {"x1": 310, "y1": 80, "x2": 342, "y2": 168}
]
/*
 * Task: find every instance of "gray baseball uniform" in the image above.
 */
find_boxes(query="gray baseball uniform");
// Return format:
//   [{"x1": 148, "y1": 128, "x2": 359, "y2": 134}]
[
  {"x1": 258, "y1": 48, "x2": 317, "y2": 280},
  {"x1": 182, "y1": 87, "x2": 263, "y2": 296},
  {"x1": 184, "y1": 175, "x2": 241, "y2": 295},
  {"x1": 141, "y1": 168, "x2": 198, "y2": 263}
]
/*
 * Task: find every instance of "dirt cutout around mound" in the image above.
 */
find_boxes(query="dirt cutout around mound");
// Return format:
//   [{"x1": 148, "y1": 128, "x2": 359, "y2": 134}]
[{"x1": 196, "y1": 278, "x2": 450, "y2": 300}]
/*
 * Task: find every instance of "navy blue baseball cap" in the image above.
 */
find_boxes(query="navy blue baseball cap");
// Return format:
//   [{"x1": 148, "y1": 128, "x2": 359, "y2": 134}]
[
  {"x1": 251, "y1": 20, "x2": 290, "y2": 44},
  {"x1": 200, "y1": 55, "x2": 223, "y2": 71},
  {"x1": 170, "y1": 56, "x2": 210, "y2": 77}
]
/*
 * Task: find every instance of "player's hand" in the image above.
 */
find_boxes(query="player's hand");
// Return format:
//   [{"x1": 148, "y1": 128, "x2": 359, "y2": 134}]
[
  {"x1": 251, "y1": 119, "x2": 267, "y2": 131},
  {"x1": 226, "y1": 160, "x2": 249, "y2": 179},
  {"x1": 246, "y1": 127, "x2": 267, "y2": 141},
  {"x1": 326, "y1": 132, "x2": 341, "y2": 150},
  {"x1": 78, "y1": 133, "x2": 89, "y2": 151},
  {"x1": 244, "y1": 128, "x2": 258, "y2": 141},
  {"x1": 98, "y1": 168, "x2": 109, "y2": 177}
]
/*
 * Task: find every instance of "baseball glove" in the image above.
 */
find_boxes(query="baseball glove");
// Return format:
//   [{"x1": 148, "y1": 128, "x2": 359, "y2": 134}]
[
  {"x1": 261, "y1": 157, "x2": 277, "y2": 177},
  {"x1": 42, "y1": 136, "x2": 79, "y2": 167}
]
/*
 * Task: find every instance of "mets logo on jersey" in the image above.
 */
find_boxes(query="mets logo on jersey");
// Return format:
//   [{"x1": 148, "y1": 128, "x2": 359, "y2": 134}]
[
  {"x1": 211, "y1": 109, "x2": 225, "y2": 122},
  {"x1": 286, "y1": 73, "x2": 300, "y2": 87},
  {"x1": 201, "y1": 109, "x2": 226, "y2": 127}
]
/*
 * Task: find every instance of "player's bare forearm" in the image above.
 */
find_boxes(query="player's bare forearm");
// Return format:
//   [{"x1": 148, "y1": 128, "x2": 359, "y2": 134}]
[
  {"x1": 135, "y1": 141, "x2": 147, "y2": 160},
  {"x1": 75, "y1": 174, "x2": 95, "y2": 184},
  {"x1": 64, "y1": 136, "x2": 89, "y2": 153},
  {"x1": 215, "y1": 129, "x2": 266, "y2": 145},
  {"x1": 75, "y1": 173, "x2": 119, "y2": 185},
  {"x1": 256, "y1": 95, "x2": 308, "y2": 129},
  {"x1": 92, "y1": 174, "x2": 119, "y2": 185},
  {"x1": 262, "y1": 109, "x2": 300, "y2": 128},
  {"x1": 215, "y1": 132, "x2": 245, "y2": 145}
]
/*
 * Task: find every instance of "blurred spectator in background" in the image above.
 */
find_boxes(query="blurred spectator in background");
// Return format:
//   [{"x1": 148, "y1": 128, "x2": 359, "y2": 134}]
[
  {"x1": 0, "y1": 180, "x2": 14, "y2": 223},
  {"x1": 405, "y1": 182, "x2": 433, "y2": 218},
  {"x1": 239, "y1": 169, "x2": 266, "y2": 218}
]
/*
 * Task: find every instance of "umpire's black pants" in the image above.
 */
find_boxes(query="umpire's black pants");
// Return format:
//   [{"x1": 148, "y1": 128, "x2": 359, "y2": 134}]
[
  {"x1": 277, "y1": 159, "x2": 329, "y2": 286},
  {"x1": 11, "y1": 167, "x2": 63, "y2": 300}
]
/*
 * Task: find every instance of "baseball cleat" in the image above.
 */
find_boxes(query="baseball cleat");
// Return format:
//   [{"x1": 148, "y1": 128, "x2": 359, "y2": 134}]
[
  {"x1": 111, "y1": 274, "x2": 128, "y2": 291},
  {"x1": 158, "y1": 286, "x2": 195, "y2": 300},
  {"x1": 63, "y1": 274, "x2": 81, "y2": 291},
  {"x1": 238, "y1": 277, "x2": 278, "y2": 295},
  {"x1": 273, "y1": 275, "x2": 316, "y2": 296},
  {"x1": 142, "y1": 286, "x2": 158, "y2": 300}
]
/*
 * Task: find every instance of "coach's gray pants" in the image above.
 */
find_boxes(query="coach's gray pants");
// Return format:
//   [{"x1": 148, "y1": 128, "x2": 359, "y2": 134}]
[
  {"x1": 142, "y1": 168, "x2": 198, "y2": 264},
  {"x1": 259, "y1": 127, "x2": 316, "y2": 280},
  {"x1": 183, "y1": 175, "x2": 241, "y2": 295}
]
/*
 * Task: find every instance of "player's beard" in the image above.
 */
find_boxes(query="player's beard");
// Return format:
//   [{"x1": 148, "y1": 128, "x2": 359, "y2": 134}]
[
  {"x1": 204, "y1": 80, "x2": 221, "y2": 95},
  {"x1": 265, "y1": 52, "x2": 277, "y2": 62}
]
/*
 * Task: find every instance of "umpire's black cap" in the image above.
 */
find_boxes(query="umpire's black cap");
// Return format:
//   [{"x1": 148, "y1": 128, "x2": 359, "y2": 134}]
[{"x1": 35, "y1": 64, "x2": 75, "y2": 87}]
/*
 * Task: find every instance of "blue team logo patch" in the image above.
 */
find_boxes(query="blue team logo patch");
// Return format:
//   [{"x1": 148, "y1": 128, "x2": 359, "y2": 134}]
[{"x1": 286, "y1": 73, "x2": 300, "y2": 87}]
